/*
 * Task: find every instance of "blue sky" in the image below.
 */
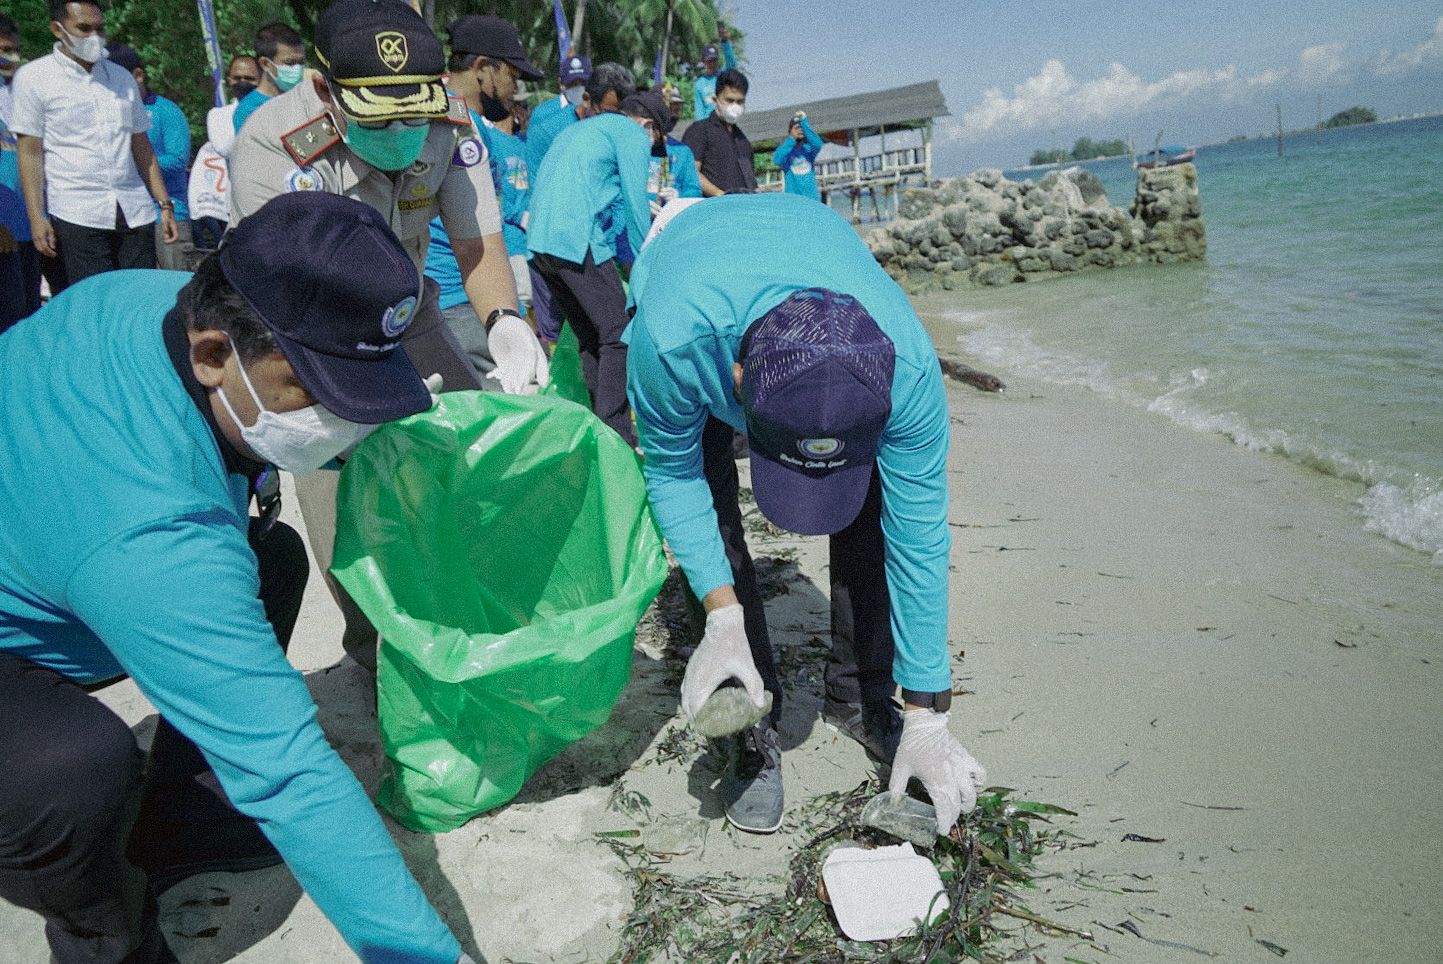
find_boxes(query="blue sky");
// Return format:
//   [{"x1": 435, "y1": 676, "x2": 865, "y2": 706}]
[{"x1": 726, "y1": 1, "x2": 1443, "y2": 173}]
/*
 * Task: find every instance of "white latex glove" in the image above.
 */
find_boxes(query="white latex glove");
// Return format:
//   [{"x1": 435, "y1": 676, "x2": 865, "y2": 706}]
[
  {"x1": 485, "y1": 313, "x2": 552, "y2": 394},
  {"x1": 424, "y1": 372, "x2": 443, "y2": 407},
  {"x1": 887, "y1": 710, "x2": 988, "y2": 835},
  {"x1": 680, "y1": 604, "x2": 767, "y2": 722}
]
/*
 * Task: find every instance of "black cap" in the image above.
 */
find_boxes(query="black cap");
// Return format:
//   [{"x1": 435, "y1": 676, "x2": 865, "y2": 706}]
[
  {"x1": 106, "y1": 41, "x2": 142, "y2": 72},
  {"x1": 621, "y1": 89, "x2": 672, "y2": 134},
  {"x1": 316, "y1": 0, "x2": 448, "y2": 123},
  {"x1": 219, "y1": 193, "x2": 430, "y2": 424},
  {"x1": 446, "y1": 15, "x2": 543, "y2": 80}
]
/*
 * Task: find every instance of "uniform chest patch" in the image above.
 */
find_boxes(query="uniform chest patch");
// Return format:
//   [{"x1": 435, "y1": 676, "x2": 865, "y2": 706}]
[
  {"x1": 791, "y1": 158, "x2": 813, "y2": 177},
  {"x1": 286, "y1": 166, "x2": 322, "y2": 192},
  {"x1": 452, "y1": 137, "x2": 483, "y2": 169}
]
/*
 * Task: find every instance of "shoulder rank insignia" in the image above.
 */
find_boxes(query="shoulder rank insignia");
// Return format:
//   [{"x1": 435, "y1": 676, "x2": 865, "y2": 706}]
[
  {"x1": 443, "y1": 93, "x2": 471, "y2": 127},
  {"x1": 281, "y1": 114, "x2": 341, "y2": 167}
]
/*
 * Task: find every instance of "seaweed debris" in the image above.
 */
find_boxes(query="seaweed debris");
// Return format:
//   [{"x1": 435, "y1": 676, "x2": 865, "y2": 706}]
[{"x1": 606, "y1": 779, "x2": 1087, "y2": 963}]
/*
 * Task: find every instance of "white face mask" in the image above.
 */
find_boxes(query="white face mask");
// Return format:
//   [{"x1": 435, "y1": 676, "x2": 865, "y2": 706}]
[
  {"x1": 58, "y1": 25, "x2": 107, "y2": 64},
  {"x1": 717, "y1": 102, "x2": 744, "y2": 124},
  {"x1": 563, "y1": 85, "x2": 584, "y2": 106},
  {"x1": 213, "y1": 339, "x2": 375, "y2": 475}
]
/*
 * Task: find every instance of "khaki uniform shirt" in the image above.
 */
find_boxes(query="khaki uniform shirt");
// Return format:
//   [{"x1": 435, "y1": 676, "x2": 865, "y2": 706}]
[{"x1": 229, "y1": 81, "x2": 499, "y2": 271}]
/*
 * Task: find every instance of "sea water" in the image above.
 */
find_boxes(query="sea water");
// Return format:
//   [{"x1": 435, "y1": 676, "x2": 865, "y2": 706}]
[{"x1": 927, "y1": 115, "x2": 1443, "y2": 562}]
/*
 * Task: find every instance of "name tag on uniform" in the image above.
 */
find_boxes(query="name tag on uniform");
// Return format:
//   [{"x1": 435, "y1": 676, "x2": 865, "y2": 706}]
[{"x1": 399, "y1": 195, "x2": 434, "y2": 211}]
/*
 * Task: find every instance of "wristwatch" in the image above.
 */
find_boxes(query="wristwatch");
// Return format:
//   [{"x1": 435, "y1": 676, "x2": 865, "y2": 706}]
[
  {"x1": 483, "y1": 307, "x2": 523, "y2": 332},
  {"x1": 900, "y1": 688, "x2": 952, "y2": 713},
  {"x1": 158, "y1": 199, "x2": 175, "y2": 212}
]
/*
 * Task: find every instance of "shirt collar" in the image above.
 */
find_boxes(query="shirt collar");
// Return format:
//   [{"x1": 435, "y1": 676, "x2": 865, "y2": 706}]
[{"x1": 51, "y1": 43, "x2": 98, "y2": 77}]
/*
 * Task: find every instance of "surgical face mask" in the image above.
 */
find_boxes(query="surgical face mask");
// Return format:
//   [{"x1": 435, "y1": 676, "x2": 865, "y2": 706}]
[
  {"x1": 0, "y1": 49, "x2": 21, "y2": 78},
  {"x1": 213, "y1": 340, "x2": 375, "y2": 475},
  {"x1": 563, "y1": 84, "x2": 584, "y2": 106},
  {"x1": 266, "y1": 61, "x2": 304, "y2": 92},
  {"x1": 717, "y1": 102, "x2": 744, "y2": 125},
  {"x1": 343, "y1": 119, "x2": 430, "y2": 171},
  {"x1": 228, "y1": 80, "x2": 257, "y2": 101},
  {"x1": 58, "y1": 25, "x2": 106, "y2": 64}
]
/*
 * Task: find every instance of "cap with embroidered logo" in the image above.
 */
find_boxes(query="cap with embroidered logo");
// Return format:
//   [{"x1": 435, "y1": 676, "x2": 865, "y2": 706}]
[
  {"x1": 316, "y1": 0, "x2": 448, "y2": 123},
  {"x1": 219, "y1": 192, "x2": 430, "y2": 424},
  {"x1": 740, "y1": 288, "x2": 896, "y2": 535},
  {"x1": 560, "y1": 53, "x2": 592, "y2": 86}
]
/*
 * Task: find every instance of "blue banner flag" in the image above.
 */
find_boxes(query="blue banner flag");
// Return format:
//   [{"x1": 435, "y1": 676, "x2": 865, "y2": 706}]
[
  {"x1": 652, "y1": 46, "x2": 663, "y2": 86},
  {"x1": 553, "y1": 0, "x2": 572, "y2": 62},
  {"x1": 195, "y1": 0, "x2": 224, "y2": 107}
]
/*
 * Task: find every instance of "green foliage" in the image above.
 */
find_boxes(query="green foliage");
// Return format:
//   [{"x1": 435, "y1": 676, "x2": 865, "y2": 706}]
[
  {"x1": 1030, "y1": 136, "x2": 1128, "y2": 166},
  {"x1": 3, "y1": 0, "x2": 737, "y2": 153},
  {"x1": 1029, "y1": 147, "x2": 1072, "y2": 165},
  {"x1": 1070, "y1": 136, "x2": 1127, "y2": 160},
  {"x1": 1322, "y1": 106, "x2": 1377, "y2": 128}
]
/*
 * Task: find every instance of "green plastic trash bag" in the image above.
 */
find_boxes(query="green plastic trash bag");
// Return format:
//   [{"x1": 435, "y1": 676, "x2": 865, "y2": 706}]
[
  {"x1": 332, "y1": 391, "x2": 667, "y2": 832},
  {"x1": 542, "y1": 322, "x2": 590, "y2": 408}
]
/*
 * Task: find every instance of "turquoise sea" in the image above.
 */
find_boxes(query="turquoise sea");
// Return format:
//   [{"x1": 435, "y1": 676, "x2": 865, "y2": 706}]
[{"x1": 930, "y1": 115, "x2": 1443, "y2": 562}]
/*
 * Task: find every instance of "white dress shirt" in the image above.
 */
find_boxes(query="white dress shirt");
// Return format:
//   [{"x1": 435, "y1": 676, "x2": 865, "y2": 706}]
[{"x1": 9, "y1": 46, "x2": 155, "y2": 231}]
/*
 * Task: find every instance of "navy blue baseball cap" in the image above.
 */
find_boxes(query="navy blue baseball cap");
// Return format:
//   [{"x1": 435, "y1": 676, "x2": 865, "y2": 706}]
[
  {"x1": 740, "y1": 289, "x2": 896, "y2": 535},
  {"x1": 560, "y1": 53, "x2": 591, "y2": 86},
  {"x1": 702, "y1": 44, "x2": 720, "y2": 62},
  {"x1": 218, "y1": 192, "x2": 429, "y2": 425}
]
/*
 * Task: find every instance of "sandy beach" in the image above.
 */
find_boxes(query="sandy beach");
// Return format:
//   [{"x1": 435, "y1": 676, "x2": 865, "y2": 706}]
[{"x1": 4, "y1": 310, "x2": 1440, "y2": 962}]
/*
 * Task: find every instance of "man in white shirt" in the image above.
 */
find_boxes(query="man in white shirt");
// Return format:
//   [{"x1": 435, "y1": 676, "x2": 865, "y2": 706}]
[{"x1": 11, "y1": 0, "x2": 177, "y2": 291}]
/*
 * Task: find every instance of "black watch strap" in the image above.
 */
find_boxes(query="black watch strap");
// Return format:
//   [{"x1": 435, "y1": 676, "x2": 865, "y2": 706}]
[
  {"x1": 484, "y1": 307, "x2": 522, "y2": 332},
  {"x1": 901, "y1": 687, "x2": 952, "y2": 713}
]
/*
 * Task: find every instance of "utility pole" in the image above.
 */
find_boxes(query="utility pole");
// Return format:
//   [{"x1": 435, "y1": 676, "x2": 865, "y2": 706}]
[{"x1": 1276, "y1": 104, "x2": 1284, "y2": 158}]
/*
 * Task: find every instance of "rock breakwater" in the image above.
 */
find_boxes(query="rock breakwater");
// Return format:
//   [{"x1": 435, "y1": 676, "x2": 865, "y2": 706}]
[{"x1": 866, "y1": 163, "x2": 1205, "y2": 292}]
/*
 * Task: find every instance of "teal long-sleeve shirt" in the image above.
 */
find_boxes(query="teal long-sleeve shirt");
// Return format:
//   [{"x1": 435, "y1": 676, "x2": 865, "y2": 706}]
[
  {"x1": 692, "y1": 41, "x2": 737, "y2": 120},
  {"x1": 0, "y1": 272, "x2": 460, "y2": 964},
  {"x1": 771, "y1": 116, "x2": 823, "y2": 201},
  {"x1": 144, "y1": 93, "x2": 191, "y2": 219},
  {"x1": 623, "y1": 194, "x2": 953, "y2": 692},
  {"x1": 527, "y1": 112, "x2": 652, "y2": 266}
]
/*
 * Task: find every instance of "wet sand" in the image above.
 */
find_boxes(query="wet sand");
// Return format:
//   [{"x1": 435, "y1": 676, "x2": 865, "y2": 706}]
[{"x1": 4, "y1": 337, "x2": 1440, "y2": 961}]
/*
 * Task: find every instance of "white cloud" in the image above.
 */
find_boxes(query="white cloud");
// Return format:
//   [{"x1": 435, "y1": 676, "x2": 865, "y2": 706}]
[
  {"x1": 959, "y1": 58, "x2": 1242, "y2": 138},
  {"x1": 956, "y1": 36, "x2": 1386, "y2": 140},
  {"x1": 1297, "y1": 42, "x2": 1349, "y2": 86},
  {"x1": 1376, "y1": 15, "x2": 1443, "y2": 75}
]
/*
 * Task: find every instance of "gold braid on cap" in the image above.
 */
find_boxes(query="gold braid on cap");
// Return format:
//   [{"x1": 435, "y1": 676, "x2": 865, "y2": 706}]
[{"x1": 337, "y1": 83, "x2": 448, "y2": 120}]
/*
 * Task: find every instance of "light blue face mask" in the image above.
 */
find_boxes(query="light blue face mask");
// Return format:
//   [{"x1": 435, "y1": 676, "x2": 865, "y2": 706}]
[
  {"x1": 343, "y1": 120, "x2": 430, "y2": 171},
  {"x1": 270, "y1": 61, "x2": 305, "y2": 92}
]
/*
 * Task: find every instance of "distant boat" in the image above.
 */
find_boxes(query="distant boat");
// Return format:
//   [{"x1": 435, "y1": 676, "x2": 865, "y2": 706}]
[{"x1": 1134, "y1": 145, "x2": 1196, "y2": 169}]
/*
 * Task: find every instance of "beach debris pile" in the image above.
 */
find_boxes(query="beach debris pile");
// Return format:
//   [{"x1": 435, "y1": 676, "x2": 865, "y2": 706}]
[
  {"x1": 866, "y1": 163, "x2": 1206, "y2": 292},
  {"x1": 605, "y1": 778, "x2": 1095, "y2": 962}
]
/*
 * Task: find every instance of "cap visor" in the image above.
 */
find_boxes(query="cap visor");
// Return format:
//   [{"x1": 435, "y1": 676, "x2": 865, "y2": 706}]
[
  {"x1": 748, "y1": 446, "x2": 875, "y2": 536},
  {"x1": 504, "y1": 56, "x2": 545, "y2": 81},
  {"x1": 335, "y1": 80, "x2": 448, "y2": 122},
  {"x1": 271, "y1": 332, "x2": 431, "y2": 425}
]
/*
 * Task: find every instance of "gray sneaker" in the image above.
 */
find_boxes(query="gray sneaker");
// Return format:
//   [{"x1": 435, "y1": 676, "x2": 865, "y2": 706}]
[
  {"x1": 822, "y1": 697, "x2": 903, "y2": 763},
  {"x1": 722, "y1": 724, "x2": 784, "y2": 833}
]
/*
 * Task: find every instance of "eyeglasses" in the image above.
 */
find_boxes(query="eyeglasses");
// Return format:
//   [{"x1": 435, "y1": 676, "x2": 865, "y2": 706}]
[{"x1": 353, "y1": 117, "x2": 432, "y2": 131}]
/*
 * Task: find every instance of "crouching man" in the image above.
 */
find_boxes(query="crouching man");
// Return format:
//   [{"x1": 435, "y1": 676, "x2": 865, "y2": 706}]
[
  {"x1": 626, "y1": 194, "x2": 987, "y2": 835},
  {"x1": 0, "y1": 193, "x2": 472, "y2": 963}
]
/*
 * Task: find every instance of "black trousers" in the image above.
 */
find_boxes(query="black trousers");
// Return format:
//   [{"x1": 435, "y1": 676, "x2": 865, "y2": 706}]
[
  {"x1": 0, "y1": 519, "x2": 307, "y2": 964},
  {"x1": 531, "y1": 250, "x2": 637, "y2": 446},
  {"x1": 0, "y1": 241, "x2": 42, "y2": 334},
  {"x1": 700, "y1": 417, "x2": 896, "y2": 725},
  {"x1": 51, "y1": 205, "x2": 156, "y2": 293}
]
